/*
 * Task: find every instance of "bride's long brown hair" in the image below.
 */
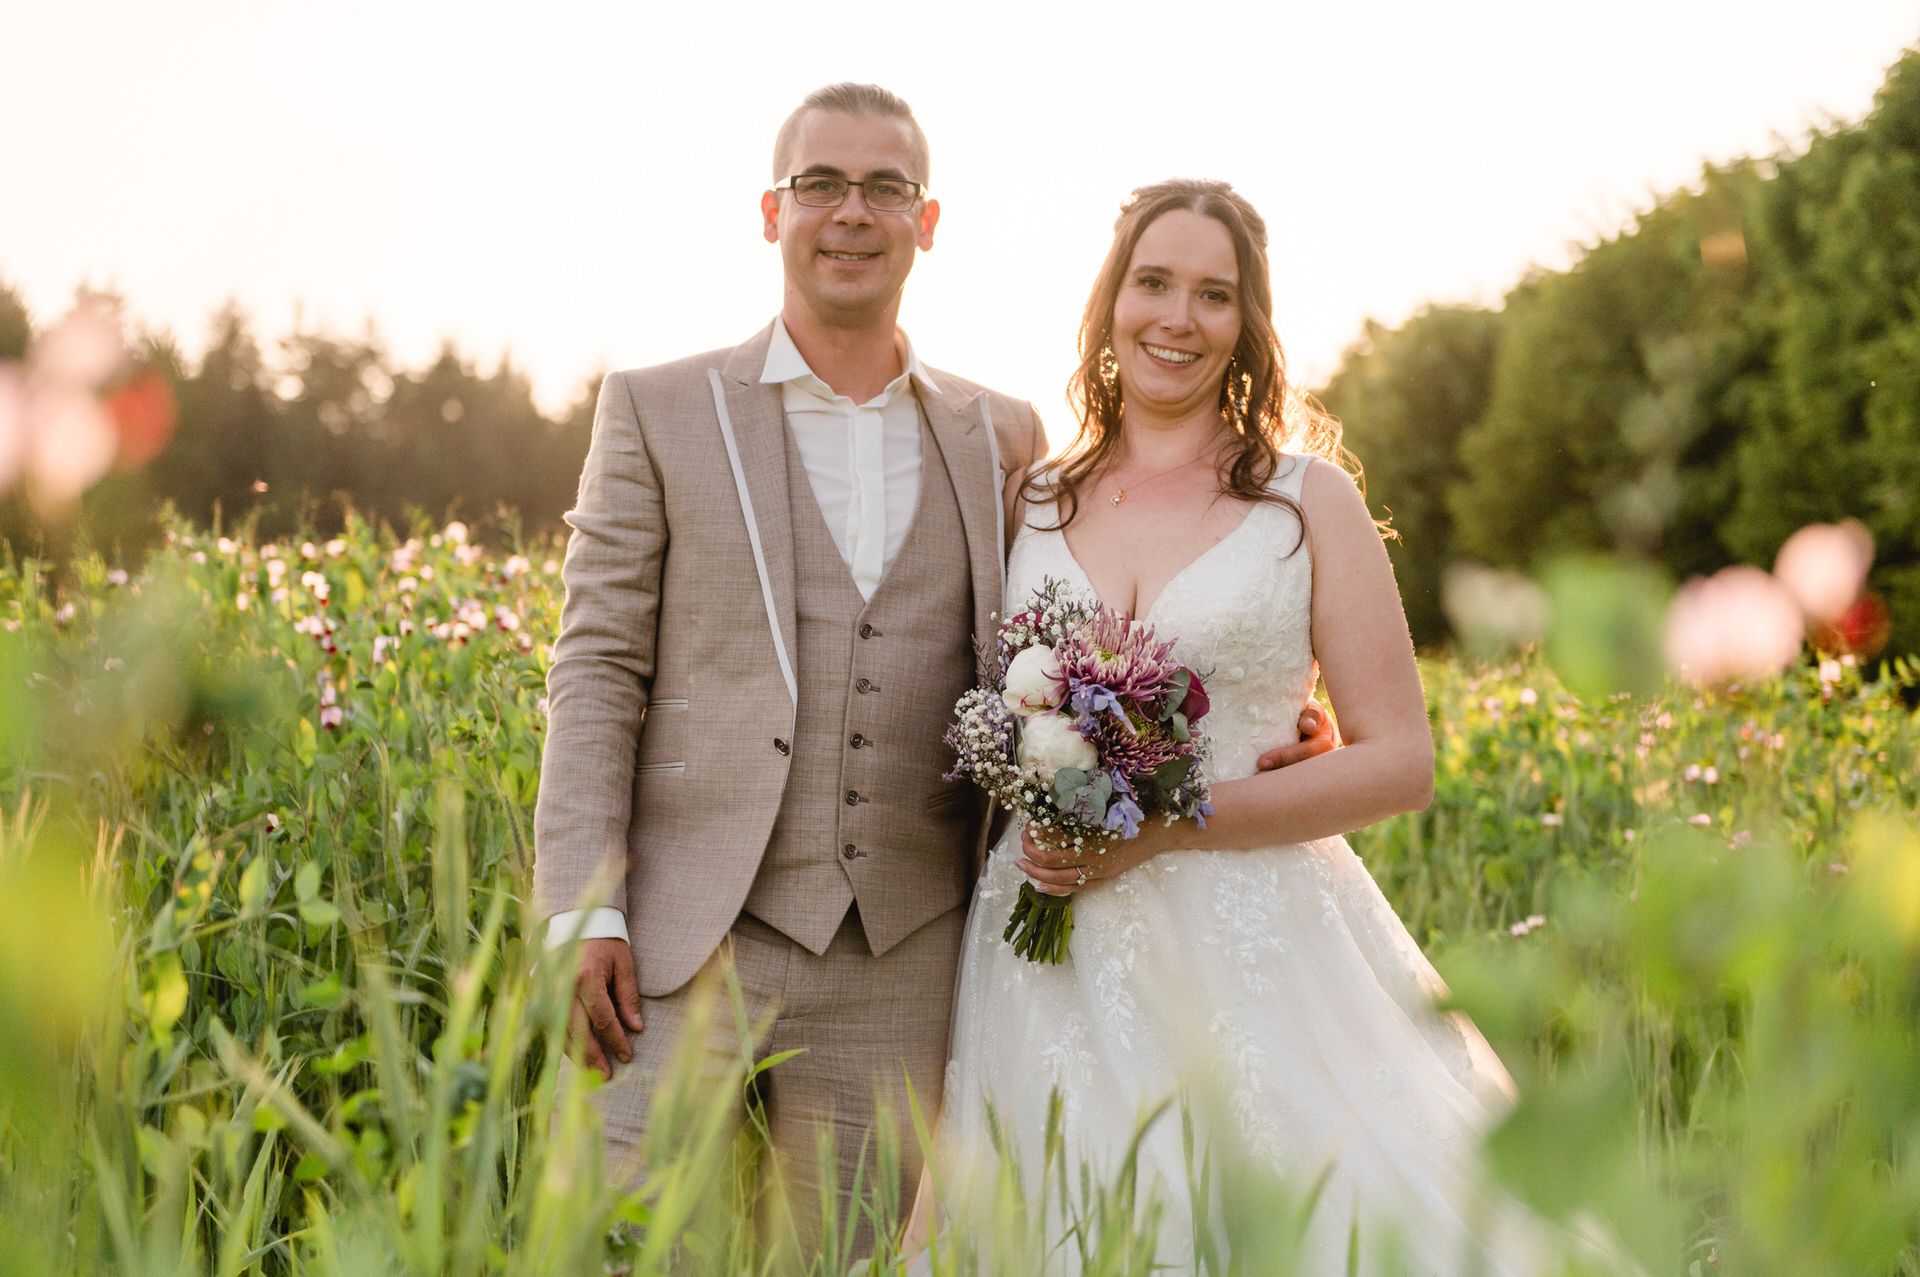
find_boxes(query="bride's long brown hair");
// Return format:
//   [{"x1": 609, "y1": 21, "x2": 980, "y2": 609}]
[{"x1": 1030, "y1": 178, "x2": 1355, "y2": 532}]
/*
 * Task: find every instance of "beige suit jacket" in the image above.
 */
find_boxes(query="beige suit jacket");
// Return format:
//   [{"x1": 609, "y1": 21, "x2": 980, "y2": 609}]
[{"x1": 534, "y1": 322, "x2": 1046, "y2": 997}]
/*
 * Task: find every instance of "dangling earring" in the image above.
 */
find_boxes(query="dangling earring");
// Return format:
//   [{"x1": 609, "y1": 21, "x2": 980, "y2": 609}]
[{"x1": 1098, "y1": 343, "x2": 1119, "y2": 392}]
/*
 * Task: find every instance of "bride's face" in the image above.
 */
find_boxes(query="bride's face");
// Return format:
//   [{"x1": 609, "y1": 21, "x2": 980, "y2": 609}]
[{"x1": 1109, "y1": 209, "x2": 1242, "y2": 423}]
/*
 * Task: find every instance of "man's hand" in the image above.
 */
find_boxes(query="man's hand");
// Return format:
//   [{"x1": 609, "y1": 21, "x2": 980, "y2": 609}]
[
  {"x1": 568, "y1": 937, "x2": 644, "y2": 1080},
  {"x1": 1256, "y1": 701, "x2": 1338, "y2": 772}
]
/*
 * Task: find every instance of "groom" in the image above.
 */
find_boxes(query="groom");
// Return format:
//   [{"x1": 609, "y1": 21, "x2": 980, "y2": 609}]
[
  {"x1": 534, "y1": 82, "x2": 1046, "y2": 1241},
  {"x1": 534, "y1": 82, "x2": 1335, "y2": 1244}
]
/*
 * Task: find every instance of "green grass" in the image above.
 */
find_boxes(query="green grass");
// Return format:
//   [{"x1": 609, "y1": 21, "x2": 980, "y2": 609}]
[{"x1": 3, "y1": 518, "x2": 1919, "y2": 1274}]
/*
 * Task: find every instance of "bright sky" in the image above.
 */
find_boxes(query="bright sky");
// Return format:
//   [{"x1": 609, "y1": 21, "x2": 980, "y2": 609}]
[{"x1": 4, "y1": 1, "x2": 1915, "y2": 445}]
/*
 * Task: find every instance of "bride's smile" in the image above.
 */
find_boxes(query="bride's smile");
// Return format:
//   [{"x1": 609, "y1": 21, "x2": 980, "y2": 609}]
[{"x1": 1110, "y1": 207, "x2": 1243, "y2": 427}]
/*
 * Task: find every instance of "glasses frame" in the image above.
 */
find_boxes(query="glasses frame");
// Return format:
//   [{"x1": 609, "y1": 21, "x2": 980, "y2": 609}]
[{"x1": 774, "y1": 173, "x2": 927, "y2": 211}]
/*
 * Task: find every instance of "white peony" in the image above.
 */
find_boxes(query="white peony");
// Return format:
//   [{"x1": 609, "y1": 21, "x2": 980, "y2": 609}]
[
  {"x1": 1016, "y1": 710, "x2": 1097, "y2": 781},
  {"x1": 1001, "y1": 644, "x2": 1066, "y2": 716}
]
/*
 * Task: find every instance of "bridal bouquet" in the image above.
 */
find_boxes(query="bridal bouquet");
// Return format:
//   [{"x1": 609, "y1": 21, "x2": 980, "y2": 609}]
[{"x1": 945, "y1": 577, "x2": 1214, "y2": 963}]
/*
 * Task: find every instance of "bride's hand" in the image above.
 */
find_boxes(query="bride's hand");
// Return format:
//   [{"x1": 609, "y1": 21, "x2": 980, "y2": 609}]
[{"x1": 1017, "y1": 819, "x2": 1179, "y2": 895}]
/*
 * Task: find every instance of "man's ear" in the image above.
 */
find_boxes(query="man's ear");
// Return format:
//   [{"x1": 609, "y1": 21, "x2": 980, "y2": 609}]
[
  {"x1": 917, "y1": 198, "x2": 941, "y2": 252},
  {"x1": 761, "y1": 189, "x2": 782, "y2": 244}
]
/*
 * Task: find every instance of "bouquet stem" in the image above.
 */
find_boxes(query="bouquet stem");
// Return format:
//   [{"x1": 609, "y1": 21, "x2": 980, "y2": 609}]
[{"x1": 1003, "y1": 881, "x2": 1074, "y2": 964}]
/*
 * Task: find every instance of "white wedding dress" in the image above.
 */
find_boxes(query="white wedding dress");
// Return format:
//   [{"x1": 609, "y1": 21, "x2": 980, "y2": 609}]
[{"x1": 938, "y1": 456, "x2": 1545, "y2": 1274}]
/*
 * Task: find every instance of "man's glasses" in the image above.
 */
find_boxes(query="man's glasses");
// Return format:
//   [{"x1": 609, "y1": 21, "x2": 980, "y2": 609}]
[{"x1": 775, "y1": 174, "x2": 925, "y2": 212}]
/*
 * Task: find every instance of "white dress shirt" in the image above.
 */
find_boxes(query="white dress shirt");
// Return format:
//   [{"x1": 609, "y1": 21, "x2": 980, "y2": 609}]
[{"x1": 545, "y1": 317, "x2": 937, "y2": 952}]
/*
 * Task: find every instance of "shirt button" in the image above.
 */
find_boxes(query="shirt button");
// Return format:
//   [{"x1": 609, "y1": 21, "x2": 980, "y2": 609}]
[
  {"x1": 842, "y1": 843, "x2": 858, "y2": 860},
  {"x1": 850, "y1": 733, "x2": 866, "y2": 749},
  {"x1": 855, "y1": 677, "x2": 873, "y2": 693},
  {"x1": 845, "y1": 790, "x2": 861, "y2": 806},
  {"x1": 773, "y1": 738, "x2": 790, "y2": 755},
  {"x1": 859, "y1": 623, "x2": 877, "y2": 639}
]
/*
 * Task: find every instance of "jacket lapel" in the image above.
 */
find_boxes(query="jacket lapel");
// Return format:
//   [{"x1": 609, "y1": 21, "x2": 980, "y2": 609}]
[
  {"x1": 920, "y1": 378, "x2": 1004, "y2": 643},
  {"x1": 717, "y1": 328, "x2": 799, "y2": 686}
]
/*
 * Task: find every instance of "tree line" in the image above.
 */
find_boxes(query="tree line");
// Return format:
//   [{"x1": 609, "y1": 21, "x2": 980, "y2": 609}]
[
  {"x1": 4, "y1": 46, "x2": 1915, "y2": 653},
  {"x1": 1323, "y1": 46, "x2": 1920, "y2": 657}
]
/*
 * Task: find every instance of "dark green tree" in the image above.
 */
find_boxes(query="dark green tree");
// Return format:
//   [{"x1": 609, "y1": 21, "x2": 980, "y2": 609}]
[{"x1": 1319, "y1": 306, "x2": 1501, "y2": 648}]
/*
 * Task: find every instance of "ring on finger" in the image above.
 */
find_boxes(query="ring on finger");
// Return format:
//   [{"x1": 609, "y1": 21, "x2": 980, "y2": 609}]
[{"x1": 1075, "y1": 866, "x2": 1088, "y2": 886}]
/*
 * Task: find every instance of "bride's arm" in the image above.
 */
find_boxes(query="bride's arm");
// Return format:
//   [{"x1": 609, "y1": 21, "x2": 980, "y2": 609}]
[{"x1": 1020, "y1": 458, "x2": 1431, "y2": 888}]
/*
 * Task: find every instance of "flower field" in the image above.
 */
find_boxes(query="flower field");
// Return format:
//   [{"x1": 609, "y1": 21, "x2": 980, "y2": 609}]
[{"x1": 3, "y1": 519, "x2": 1920, "y2": 1275}]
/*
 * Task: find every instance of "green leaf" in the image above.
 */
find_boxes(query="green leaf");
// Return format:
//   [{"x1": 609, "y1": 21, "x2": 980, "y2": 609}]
[
  {"x1": 294, "y1": 860, "x2": 320, "y2": 902},
  {"x1": 238, "y1": 855, "x2": 270, "y2": 913},
  {"x1": 298, "y1": 899, "x2": 341, "y2": 928},
  {"x1": 292, "y1": 1153, "x2": 328, "y2": 1182},
  {"x1": 1052, "y1": 767, "x2": 1089, "y2": 805},
  {"x1": 142, "y1": 953, "x2": 189, "y2": 1033}
]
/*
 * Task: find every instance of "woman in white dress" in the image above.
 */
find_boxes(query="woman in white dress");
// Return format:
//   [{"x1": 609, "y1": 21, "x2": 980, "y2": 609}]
[{"x1": 931, "y1": 179, "x2": 1544, "y2": 1274}]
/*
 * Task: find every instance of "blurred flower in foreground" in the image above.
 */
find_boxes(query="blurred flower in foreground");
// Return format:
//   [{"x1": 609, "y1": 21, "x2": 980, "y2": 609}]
[
  {"x1": 1664, "y1": 565, "x2": 1803, "y2": 686},
  {"x1": 0, "y1": 295, "x2": 176, "y2": 513},
  {"x1": 1774, "y1": 520, "x2": 1872, "y2": 623},
  {"x1": 1442, "y1": 562, "x2": 1550, "y2": 658}
]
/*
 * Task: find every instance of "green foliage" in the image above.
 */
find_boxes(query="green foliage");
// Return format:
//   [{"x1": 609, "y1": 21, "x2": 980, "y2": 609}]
[
  {"x1": 1319, "y1": 306, "x2": 1502, "y2": 648},
  {"x1": 5, "y1": 517, "x2": 1920, "y2": 1273},
  {"x1": 1326, "y1": 46, "x2": 1920, "y2": 656}
]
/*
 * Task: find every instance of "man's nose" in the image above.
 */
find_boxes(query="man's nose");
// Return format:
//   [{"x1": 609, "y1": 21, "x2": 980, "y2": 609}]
[{"x1": 833, "y1": 188, "x2": 875, "y2": 227}]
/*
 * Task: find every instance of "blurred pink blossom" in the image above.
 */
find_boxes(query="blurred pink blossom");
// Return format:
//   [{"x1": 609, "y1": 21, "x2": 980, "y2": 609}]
[
  {"x1": 1774, "y1": 520, "x2": 1873, "y2": 624},
  {"x1": 1664, "y1": 566, "x2": 1804, "y2": 685}
]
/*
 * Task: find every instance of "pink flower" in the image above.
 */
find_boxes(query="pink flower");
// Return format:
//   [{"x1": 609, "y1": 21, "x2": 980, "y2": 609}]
[
  {"x1": 320, "y1": 705, "x2": 343, "y2": 730},
  {"x1": 1773, "y1": 520, "x2": 1873, "y2": 624},
  {"x1": 1664, "y1": 566, "x2": 1804, "y2": 685}
]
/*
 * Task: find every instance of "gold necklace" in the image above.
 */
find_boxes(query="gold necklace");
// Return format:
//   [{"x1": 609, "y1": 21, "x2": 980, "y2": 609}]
[{"x1": 1109, "y1": 454, "x2": 1208, "y2": 505}]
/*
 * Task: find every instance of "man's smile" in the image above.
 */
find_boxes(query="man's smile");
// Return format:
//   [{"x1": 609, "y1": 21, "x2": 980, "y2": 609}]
[{"x1": 822, "y1": 249, "x2": 882, "y2": 261}]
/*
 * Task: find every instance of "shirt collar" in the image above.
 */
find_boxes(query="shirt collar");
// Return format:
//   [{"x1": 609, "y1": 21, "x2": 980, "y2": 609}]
[{"x1": 760, "y1": 315, "x2": 941, "y2": 399}]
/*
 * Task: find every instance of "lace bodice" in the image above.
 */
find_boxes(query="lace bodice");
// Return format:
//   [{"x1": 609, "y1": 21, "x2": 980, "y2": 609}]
[{"x1": 1005, "y1": 454, "x2": 1318, "y2": 783}]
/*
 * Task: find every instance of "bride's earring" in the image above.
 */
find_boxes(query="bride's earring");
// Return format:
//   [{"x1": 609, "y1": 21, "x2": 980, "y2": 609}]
[{"x1": 1098, "y1": 344, "x2": 1119, "y2": 393}]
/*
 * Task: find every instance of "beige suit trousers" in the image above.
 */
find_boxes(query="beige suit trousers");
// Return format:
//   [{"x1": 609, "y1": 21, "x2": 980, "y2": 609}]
[{"x1": 558, "y1": 904, "x2": 965, "y2": 1261}]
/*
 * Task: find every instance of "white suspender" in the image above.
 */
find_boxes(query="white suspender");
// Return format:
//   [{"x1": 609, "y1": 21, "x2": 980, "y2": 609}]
[{"x1": 707, "y1": 369, "x2": 798, "y2": 715}]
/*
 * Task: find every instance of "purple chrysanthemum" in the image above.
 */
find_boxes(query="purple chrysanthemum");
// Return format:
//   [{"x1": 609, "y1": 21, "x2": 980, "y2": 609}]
[{"x1": 1056, "y1": 608, "x2": 1179, "y2": 705}]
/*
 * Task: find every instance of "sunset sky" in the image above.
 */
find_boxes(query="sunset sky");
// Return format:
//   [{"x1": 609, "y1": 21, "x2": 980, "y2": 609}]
[{"x1": 3, "y1": 1, "x2": 1915, "y2": 444}]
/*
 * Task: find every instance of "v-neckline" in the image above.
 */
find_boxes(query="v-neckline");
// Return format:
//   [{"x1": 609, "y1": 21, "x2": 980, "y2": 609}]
[{"x1": 1055, "y1": 502, "x2": 1261, "y2": 625}]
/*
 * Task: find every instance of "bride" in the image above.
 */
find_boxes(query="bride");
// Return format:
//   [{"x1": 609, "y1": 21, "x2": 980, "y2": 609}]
[{"x1": 925, "y1": 179, "x2": 1542, "y2": 1273}]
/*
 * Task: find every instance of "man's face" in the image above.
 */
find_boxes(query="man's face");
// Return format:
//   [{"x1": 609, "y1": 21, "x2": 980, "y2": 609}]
[{"x1": 761, "y1": 110, "x2": 939, "y2": 328}]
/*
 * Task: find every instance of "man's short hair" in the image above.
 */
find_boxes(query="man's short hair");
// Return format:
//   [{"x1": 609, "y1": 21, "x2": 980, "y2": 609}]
[{"x1": 771, "y1": 82, "x2": 931, "y2": 188}]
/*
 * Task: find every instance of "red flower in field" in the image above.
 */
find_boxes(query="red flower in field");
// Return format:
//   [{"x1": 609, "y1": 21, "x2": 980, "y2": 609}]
[
  {"x1": 106, "y1": 368, "x2": 176, "y2": 468},
  {"x1": 1814, "y1": 593, "x2": 1890, "y2": 658}
]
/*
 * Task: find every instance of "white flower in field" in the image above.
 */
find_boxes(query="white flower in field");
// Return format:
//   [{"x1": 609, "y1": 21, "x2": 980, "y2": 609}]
[
  {"x1": 373, "y1": 634, "x2": 398, "y2": 663},
  {"x1": 1773, "y1": 520, "x2": 1873, "y2": 624},
  {"x1": 1704, "y1": 766, "x2": 1719, "y2": 784},
  {"x1": 503, "y1": 554, "x2": 531, "y2": 579},
  {"x1": 542, "y1": 559, "x2": 559, "y2": 575},
  {"x1": 1541, "y1": 812, "x2": 1563, "y2": 826},
  {"x1": 515, "y1": 630, "x2": 533, "y2": 651},
  {"x1": 105, "y1": 569, "x2": 127, "y2": 587},
  {"x1": 1526, "y1": 914, "x2": 1545, "y2": 929},
  {"x1": 1002, "y1": 644, "x2": 1066, "y2": 716},
  {"x1": 190, "y1": 550, "x2": 207, "y2": 565},
  {"x1": 300, "y1": 541, "x2": 318, "y2": 561},
  {"x1": 1664, "y1": 566, "x2": 1803, "y2": 685},
  {"x1": 216, "y1": 537, "x2": 237, "y2": 556},
  {"x1": 265, "y1": 812, "x2": 282, "y2": 835},
  {"x1": 420, "y1": 565, "x2": 435, "y2": 582},
  {"x1": 1818, "y1": 658, "x2": 1842, "y2": 684},
  {"x1": 455, "y1": 543, "x2": 483, "y2": 566},
  {"x1": 1509, "y1": 920, "x2": 1532, "y2": 937},
  {"x1": 319, "y1": 682, "x2": 336, "y2": 707},
  {"x1": 494, "y1": 605, "x2": 520, "y2": 632},
  {"x1": 266, "y1": 558, "x2": 287, "y2": 587},
  {"x1": 443, "y1": 520, "x2": 468, "y2": 545},
  {"x1": 1689, "y1": 813, "x2": 1712, "y2": 826},
  {"x1": 270, "y1": 587, "x2": 289, "y2": 604},
  {"x1": 235, "y1": 592, "x2": 251, "y2": 612},
  {"x1": 1442, "y1": 562, "x2": 1550, "y2": 654},
  {"x1": 1519, "y1": 687, "x2": 1538, "y2": 706},
  {"x1": 397, "y1": 575, "x2": 418, "y2": 594},
  {"x1": 451, "y1": 621, "x2": 472, "y2": 642},
  {"x1": 320, "y1": 705, "x2": 343, "y2": 730},
  {"x1": 1685, "y1": 764, "x2": 1702, "y2": 782},
  {"x1": 535, "y1": 695, "x2": 549, "y2": 718},
  {"x1": 1016, "y1": 710, "x2": 1097, "y2": 781},
  {"x1": 399, "y1": 619, "x2": 415, "y2": 637}
]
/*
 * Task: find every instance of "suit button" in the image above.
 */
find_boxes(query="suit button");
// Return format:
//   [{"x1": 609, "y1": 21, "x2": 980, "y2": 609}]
[
  {"x1": 855, "y1": 677, "x2": 873, "y2": 693},
  {"x1": 845, "y1": 790, "x2": 861, "y2": 806},
  {"x1": 859, "y1": 623, "x2": 878, "y2": 639},
  {"x1": 850, "y1": 733, "x2": 866, "y2": 749},
  {"x1": 773, "y1": 738, "x2": 790, "y2": 755},
  {"x1": 842, "y1": 843, "x2": 858, "y2": 859}
]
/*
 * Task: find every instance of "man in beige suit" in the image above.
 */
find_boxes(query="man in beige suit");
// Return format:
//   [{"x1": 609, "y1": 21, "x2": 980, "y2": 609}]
[{"x1": 533, "y1": 83, "x2": 1046, "y2": 1246}]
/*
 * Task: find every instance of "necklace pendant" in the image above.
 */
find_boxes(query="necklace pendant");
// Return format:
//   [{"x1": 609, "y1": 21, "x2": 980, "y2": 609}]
[{"x1": 1111, "y1": 490, "x2": 1125, "y2": 506}]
